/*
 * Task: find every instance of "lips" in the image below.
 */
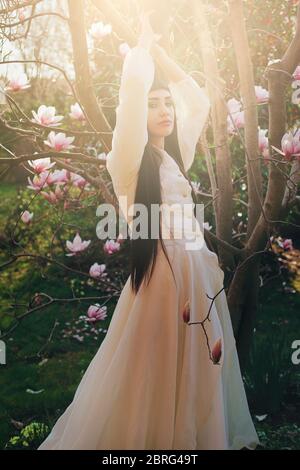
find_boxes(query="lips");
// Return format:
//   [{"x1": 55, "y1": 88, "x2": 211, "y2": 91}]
[{"x1": 159, "y1": 120, "x2": 172, "y2": 126}]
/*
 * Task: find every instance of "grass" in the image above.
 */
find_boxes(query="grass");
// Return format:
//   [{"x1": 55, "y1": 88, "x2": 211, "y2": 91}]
[
  {"x1": 0, "y1": 182, "x2": 116, "y2": 448},
  {"x1": 248, "y1": 277, "x2": 300, "y2": 450},
  {"x1": 0, "y1": 268, "x2": 114, "y2": 449}
]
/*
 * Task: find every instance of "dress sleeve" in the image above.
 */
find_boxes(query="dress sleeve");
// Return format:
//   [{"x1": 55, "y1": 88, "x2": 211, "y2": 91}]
[
  {"x1": 168, "y1": 76, "x2": 211, "y2": 172},
  {"x1": 106, "y1": 46, "x2": 155, "y2": 188}
]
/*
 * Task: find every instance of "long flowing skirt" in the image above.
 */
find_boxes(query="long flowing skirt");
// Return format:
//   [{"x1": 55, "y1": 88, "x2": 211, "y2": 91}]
[{"x1": 38, "y1": 237, "x2": 259, "y2": 450}]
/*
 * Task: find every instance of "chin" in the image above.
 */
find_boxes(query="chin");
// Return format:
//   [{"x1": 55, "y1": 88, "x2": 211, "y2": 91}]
[
  {"x1": 150, "y1": 126, "x2": 174, "y2": 138},
  {"x1": 165, "y1": 128, "x2": 174, "y2": 136},
  {"x1": 158, "y1": 127, "x2": 174, "y2": 137}
]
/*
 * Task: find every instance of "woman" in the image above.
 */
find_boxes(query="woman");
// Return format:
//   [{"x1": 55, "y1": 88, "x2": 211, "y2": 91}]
[{"x1": 39, "y1": 12, "x2": 259, "y2": 450}]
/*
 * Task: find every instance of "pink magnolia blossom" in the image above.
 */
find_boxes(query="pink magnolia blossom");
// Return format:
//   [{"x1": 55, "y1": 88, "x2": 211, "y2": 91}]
[
  {"x1": 89, "y1": 262, "x2": 107, "y2": 279},
  {"x1": 212, "y1": 338, "x2": 222, "y2": 365},
  {"x1": 69, "y1": 103, "x2": 86, "y2": 121},
  {"x1": 21, "y1": 210, "x2": 33, "y2": 224},
  {"x1": 40, "y1": 184, "x2": 66, "y2": 204},
  {"x1": 182, "y1": 300, "x2": 190, "y2": 324},
  {"x1": 271, "y1": 235, "x2": 294, "y2": 251},
  {"x1": 28, "y1": 157, "x2": 55, "y2": 174},
  {"x1": 89, "y1": 21, "x2": 112, "y2": 39},
  {"x1": 27, "y1": 171, "x2": 51, "y2": 191},
  {"x1": 272, "y1": 129, "x2": 300, "y2": 161},
  {"x1": 227, "y1": 97, "x2": 241, "y2": 115},
  {"x1": 119, "y1": 42, "x2": 131, "y2": 58},
  {"x1": 70, "y1": 173, "x2": 87, "y2": 189},
  {"x1": 234, "y1": 112, "x2": 245, "y2": 128},
  {"x1": 293, "y1": 65, "x2": 300, "y2": 81},
  {"x1": 31, "y1": 105, "x2": 63, "y2": 126},
  {"x1": 5, "y1": 72, "x2": 30, "y2": 92},
  {"x1": 282, "y1": 239, "x2": 293, "y2": 250},
  {"x1": 44, "y1": 131, "x2": 75, "y2": 152},
  {"x1": 258, "y1": 128, "x2": 270, "y2": 164},
  {"x1": 255, "y1": 85, "x2": 269, "y2": 104},
  {"x1": 86, "y1": 304, "x2": 107, "y2": 322},
  {"x1": 66, "y1": 232, "x2": 91, "y2": 256},
  {"x1": 227, "y1": 111, "x2": 245, "y2": 134},
  {"x1": 49, "y1": 169, "x2": 69, "y2": 184},
  {"x1": 28, "y1": 169, "x2": 70, "y2": 191},
  {"x1": 103, "y1": 239, "x2": 120, "y2": 254},
  {"x1": 40, "y1": 191, "x2": 58, "y2": 205},
  {"x1": 226, "y1": 98, "x2": 245, "y2": 134},
  {"x1": 258, "y1": 128, "x2": 268, "y2": 153}
]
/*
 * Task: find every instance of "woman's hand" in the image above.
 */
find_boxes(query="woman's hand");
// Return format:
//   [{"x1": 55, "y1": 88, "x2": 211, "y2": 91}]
[
  {"x1": 137, "y1": 10, "x2": 161, "y2": 51},
  {"x1": 136, "y1": 11, "x2": 187, "y2": 84}
]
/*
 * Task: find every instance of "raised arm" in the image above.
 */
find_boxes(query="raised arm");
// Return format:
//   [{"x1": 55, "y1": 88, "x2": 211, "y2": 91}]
[
  {"x1": 106, "y1": 45, "x2": 155, "y2": 188},
  {"x1": 151, "y1": 45, "x2": 211, "y2": 171}
]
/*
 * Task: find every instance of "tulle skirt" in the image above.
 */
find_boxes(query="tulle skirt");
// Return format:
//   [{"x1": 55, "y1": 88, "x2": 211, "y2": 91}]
[{"x1": 38, "y1": 236, "x2": 259, "y2": 450}]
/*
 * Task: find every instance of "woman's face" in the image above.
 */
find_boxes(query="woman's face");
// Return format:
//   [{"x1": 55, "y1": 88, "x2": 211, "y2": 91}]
[{"x1": 147, "y1": 88, "x2": 175, "y2": 137}]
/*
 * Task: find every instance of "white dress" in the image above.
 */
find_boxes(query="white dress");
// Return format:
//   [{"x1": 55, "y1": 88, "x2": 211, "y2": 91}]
[{"x1": 38, "y1": 46, "x2": 260, "y2": 450}]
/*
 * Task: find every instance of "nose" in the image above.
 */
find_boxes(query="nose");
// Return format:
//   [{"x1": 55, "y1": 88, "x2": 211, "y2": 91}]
[{"x1": 159, "y1": 104, "x2": 171, "y2": 118}]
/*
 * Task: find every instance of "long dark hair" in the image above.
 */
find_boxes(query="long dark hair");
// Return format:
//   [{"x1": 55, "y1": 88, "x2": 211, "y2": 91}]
[{"x1": 129, "y1": 73, "x2": 201, "y2": 295}]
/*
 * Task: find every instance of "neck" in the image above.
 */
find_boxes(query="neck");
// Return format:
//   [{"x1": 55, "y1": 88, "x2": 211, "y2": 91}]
[{"x1": 149, "y1": 137, "x2": 164, "y2": 150}]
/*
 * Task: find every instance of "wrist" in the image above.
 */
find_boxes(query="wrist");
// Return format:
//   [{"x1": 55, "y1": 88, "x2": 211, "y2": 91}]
[{"x1": 151, "y1": 43, "x2": 168, "y2": 61}]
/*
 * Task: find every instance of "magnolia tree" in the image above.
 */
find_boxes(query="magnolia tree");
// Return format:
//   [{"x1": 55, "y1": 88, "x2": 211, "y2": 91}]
[{"x1": 0, "y1": 0, "x2": 299, "y2": 370}]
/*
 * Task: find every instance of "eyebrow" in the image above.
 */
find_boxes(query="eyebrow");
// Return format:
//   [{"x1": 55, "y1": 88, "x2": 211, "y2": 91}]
[{"x1": 148, "y1": 97, "x2": 173, "y2": 101}]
